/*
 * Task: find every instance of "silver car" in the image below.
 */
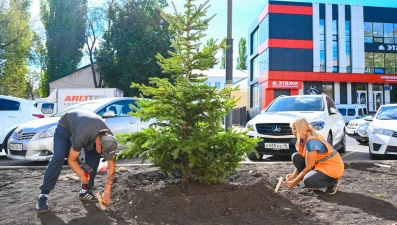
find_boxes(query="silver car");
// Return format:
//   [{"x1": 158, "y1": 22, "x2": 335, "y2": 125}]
[{"x1": 7, "y1": 97, "x2": 154, "y2": 161}]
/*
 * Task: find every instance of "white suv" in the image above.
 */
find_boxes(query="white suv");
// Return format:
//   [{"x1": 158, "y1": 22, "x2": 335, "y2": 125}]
[
  {"x1": 367, "y1": 104, "x2": 397, "y2": 160},
  {"x1": 0, "y1": 95, "x2": 44, "y2": 156},
  {"x1": 245, "y1": 94, "x2": 346, "y2": 160}
]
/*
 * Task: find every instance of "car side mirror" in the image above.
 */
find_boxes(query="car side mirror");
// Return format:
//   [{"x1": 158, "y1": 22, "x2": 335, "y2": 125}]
[
  {"x1": 330, "y1": 107, "x2": 337, "y2": 114},
  {"x1": 103, "y1": 111, "x2": 116, "y2": 118},
  {"x1": 364, "y1": 116, "x2": 373, "y2": 121}
]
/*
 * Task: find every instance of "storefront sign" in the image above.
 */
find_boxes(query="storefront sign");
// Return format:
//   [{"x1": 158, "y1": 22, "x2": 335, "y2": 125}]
[
  {"x1": 270, "y1": 80, "x2": 300, "y2": 89},
  {"x1": 365, "y1": 43, "x2": 397, "y2": 53},
  {"x1": 380, "y1": 75, "x2": 397, "y2": 82}
]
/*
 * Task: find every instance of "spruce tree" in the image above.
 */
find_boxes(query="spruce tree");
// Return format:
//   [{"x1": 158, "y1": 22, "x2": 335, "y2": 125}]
[{"x1": 118, "y1": 0, "x2": 259, "y2": 185}]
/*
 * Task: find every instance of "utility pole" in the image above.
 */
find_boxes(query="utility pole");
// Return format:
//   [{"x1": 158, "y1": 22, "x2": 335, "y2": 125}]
[{"x1": 225, "y1": 0, "x2": 233, "y2": 131}]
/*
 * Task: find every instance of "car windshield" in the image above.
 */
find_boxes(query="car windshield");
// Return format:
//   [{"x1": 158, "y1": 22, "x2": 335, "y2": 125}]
[
  {"x1": 53, "y1": 100, "x2": 106, "y2": 117},
  {"x1": 376, "y1": 106, "x2": 397, "y2": 120},
  {"x1": 265, "y1": 97, "x2": 324, "y2": 112}
]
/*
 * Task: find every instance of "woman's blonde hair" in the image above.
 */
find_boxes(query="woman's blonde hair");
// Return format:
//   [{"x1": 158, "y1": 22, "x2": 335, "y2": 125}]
[{"x1": 290, "y1": 117, "x2": 326, "y2": 142}]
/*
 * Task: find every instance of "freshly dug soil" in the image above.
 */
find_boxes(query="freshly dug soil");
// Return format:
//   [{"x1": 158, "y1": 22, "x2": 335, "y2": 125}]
[{"x1": 1, "y1": 162, "x2": 397, "y2": 225}]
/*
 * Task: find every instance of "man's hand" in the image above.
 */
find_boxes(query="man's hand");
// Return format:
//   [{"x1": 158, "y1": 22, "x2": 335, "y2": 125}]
[{"x1": 80, "y1": 175, "x2": 89, "y2": 184}]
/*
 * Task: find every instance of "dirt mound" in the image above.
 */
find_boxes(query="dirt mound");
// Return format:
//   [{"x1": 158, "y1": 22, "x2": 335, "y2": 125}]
[{"x1": 112, "y1": 167, "x2": 315, "y2": 225}]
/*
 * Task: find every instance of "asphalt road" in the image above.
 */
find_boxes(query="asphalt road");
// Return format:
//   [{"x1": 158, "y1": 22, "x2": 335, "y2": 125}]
[{"x1": 0, "y1": 136, "x2": 395, "y2": 167}]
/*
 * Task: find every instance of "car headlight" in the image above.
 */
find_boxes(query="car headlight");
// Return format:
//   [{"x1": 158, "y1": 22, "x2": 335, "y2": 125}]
[
  {"x1": 245, "y1": 121, "x2": 256, "y2": 131},
  {"x1": 310, "y1": 121, "x2": 325, "y2": 131},
  {"x1": 372, "y1": 126, "x2": 394, "y2": 137},
  {"x1": 32, "y1": 126, "x2": 57, "y2": 140},
  {"x1": 357, "y1": 122, "x2": 370, "y2": 134}
]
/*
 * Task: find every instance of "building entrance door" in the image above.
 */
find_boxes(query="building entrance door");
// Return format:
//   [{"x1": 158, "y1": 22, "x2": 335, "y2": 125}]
[
  {"x1": 373, "y1": 91, "x2": 383, "y2": 111},
  {"x1": 357, "y1": 91, "x2": 367, "y2": 105}
]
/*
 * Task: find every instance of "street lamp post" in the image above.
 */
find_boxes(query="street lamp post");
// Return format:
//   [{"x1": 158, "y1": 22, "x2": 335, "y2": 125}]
[{"x1": 225, "y1": 0, "x2": 233, "y2": 131}]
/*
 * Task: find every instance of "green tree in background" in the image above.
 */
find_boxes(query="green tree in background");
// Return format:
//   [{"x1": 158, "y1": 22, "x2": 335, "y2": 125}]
[
  {"x1": 96, "y1": 0, "x2": 172, "y2": 97},
  {"x1": 28, "y1": 31, "x2": 46, "y2": 98},
  {"x1": 0, "y1": 0, "x2": 32, "y2": 97},
  {"x1": 204, "y1": 38, "x2": 215, "y2": 68},
  {"x1": 236, "y1": 38, "x2": 247, "y2": 70},
  {"x1": 118, "y1": 0, "x2": 259, "y2": 185},
  {"x1": 40, "y1": 0, "x2": 87, "y2": 96}
]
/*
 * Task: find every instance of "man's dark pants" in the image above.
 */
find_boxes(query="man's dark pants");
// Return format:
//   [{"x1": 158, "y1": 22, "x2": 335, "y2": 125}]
[{"x1": 39, "y1": 125, "x2": 101, "y2": 194}]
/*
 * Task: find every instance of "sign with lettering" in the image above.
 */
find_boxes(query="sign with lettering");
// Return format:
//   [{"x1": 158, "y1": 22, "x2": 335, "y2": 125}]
[
  {"x1": 380, "y1": 75, "x2": 397, "y2": 82},
  {"x1": 365, "y1": 43, "x2": 397, "y2": 53},
  {"x1": 270, "y1": 80, "x2": 301, "y2": 89}
]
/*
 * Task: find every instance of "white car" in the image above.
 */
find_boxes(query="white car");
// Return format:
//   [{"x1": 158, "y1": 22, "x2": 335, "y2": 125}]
[
  {"x1": 345, "y1": 118, "x2": 371, "y2": 144},
  {"x1": 367, "y1": 104, "x2": 397, "y2": 160},
  {"x1": 245, "y1": 94, "x2": 346, "y2": 160},
  {"x1": 0, "y1": 95, "x2": 43, "y2": 156},
  {"x1": 7, "y1": 97, "x2": 155, "y2": 161}
]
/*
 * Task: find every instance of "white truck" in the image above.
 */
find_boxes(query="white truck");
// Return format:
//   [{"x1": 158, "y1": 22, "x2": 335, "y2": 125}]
[{"x1": 35, "y1": 88, "x2": 124, "y2": 117}]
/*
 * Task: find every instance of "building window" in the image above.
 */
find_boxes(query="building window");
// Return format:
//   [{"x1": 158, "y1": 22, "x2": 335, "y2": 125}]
[
  {"x1": 258, "y1": 49, "x2": 269, "y2": 75},
  {"x1": 323, "y1": 84, "x2": 333, "y2": 99},
  {"x1": 364, "y1": 52, "x2": 397, "y2": 74},
  {"x1": 251, "y1": 56, "x2": 258, "y2": 81},
  {"x1": 364, "y1": 22, "x2": 373, "y2": 43},
  {"x1": 364, "y1": 22, "x2": 397, "y2": 43},
  {"x1": 346, "y1": 21, "x2": 351, "y2": 73},
  {"x1": 332, "y1": 20, "x2": 338, "y2": 73},
  {"x1": 251, "y1": 84, "x2": 259, "y2": 107},
  {"x1": 320, "y1": 19, "x2": 325, "y2": 72},
  {"x1": 206, "y1": 81, "x2": 211, "y2": 86},
  {"x1": 385, "y1": 53, "x2": 395, "y2": 74},
  {"x1": 215, "y1": 82, "x2": 221, "y2": 89},
  {"x1": 374, "y1": 53, "x2": 385, "y2": 74},
  {"x1": 251, "y1": 28, "x2": 258, "y2": 55}
]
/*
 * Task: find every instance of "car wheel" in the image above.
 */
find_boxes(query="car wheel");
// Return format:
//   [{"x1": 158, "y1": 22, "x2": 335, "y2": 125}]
[
  {"x1": 248, "y1": 152, "x2": 263, "y2": 160},
  {"x1": 338, "y1": 132, "x2": 346, "y2": 153},
  {"x1": 369, "y1": 146, "x2": 382, "y2": 160},
  {"x1": 1, "y1": 128, "x2": 17, "y2": 155},
  {"x1": 327, "y1": 132, "x2": 333, "y2": 146}
]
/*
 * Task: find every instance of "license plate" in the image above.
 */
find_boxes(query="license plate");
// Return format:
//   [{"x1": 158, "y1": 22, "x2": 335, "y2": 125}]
[
  {"x1": 9, "y1": 143, "x2": 23, "y2": 151},
  {"x1": 265, "y1": 143, "x2": 289, "y2": 149},
  {"x1": 346, "y1": 130, "x2": 355, "y2": 134}
]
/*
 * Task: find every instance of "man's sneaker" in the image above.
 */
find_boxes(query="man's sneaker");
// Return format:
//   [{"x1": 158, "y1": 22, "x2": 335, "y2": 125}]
[
  {"x1": 325, "y1": 179, "x2": 341, "y2": 195},
  {"x1": 79, "y1": 190, "x2": 98, "y2": 202},
  {"x1": 36, "y1": 195, "x2": 50, "y2": 214}
]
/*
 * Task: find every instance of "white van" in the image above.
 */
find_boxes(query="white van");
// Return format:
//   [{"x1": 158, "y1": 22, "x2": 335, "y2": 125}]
[{"x1": 336, "y1": 104, "x2": 368, "y2": 125}]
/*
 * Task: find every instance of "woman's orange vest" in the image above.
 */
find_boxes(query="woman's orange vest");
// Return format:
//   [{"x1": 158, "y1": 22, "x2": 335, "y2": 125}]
[{"x1": 296, "y1": 135, "x2": 344, "y2": 179}]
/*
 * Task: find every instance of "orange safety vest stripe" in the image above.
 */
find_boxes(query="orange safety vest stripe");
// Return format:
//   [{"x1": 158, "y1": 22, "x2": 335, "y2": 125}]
[{"x1": 297, "y1": 135, "x2": 344, "y2": 179}]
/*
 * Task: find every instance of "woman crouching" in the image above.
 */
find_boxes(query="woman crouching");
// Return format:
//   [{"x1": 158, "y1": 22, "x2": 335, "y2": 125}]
[{"x1": 283, "y1": 117, "x2": 344, "y2": 194}]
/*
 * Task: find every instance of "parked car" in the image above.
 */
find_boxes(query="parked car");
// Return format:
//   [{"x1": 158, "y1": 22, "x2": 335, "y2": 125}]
[
  {"x1": 0, "y1": 95, "x2": 44, "y2": 156},
  {"x1": 7, "y1": 97, "x2": 154, "y2": 161},
  {"x1": 345, "y1": 118, "x2": 370, "y2": 143},
  {"x1": 245, "y1": 94, "x2": 346, "y2": 160},
  {"x1": 336, "y1": 104, "x2": 368, "y2": 125},
  {"x1": 367, "y1": 104, "x2": 397, "y2": 160}
]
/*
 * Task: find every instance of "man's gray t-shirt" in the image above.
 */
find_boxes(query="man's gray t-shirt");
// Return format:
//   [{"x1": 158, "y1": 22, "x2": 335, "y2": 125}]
[{"x1": 58, "y1": 111, "x2": 110, "y2": 152}]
